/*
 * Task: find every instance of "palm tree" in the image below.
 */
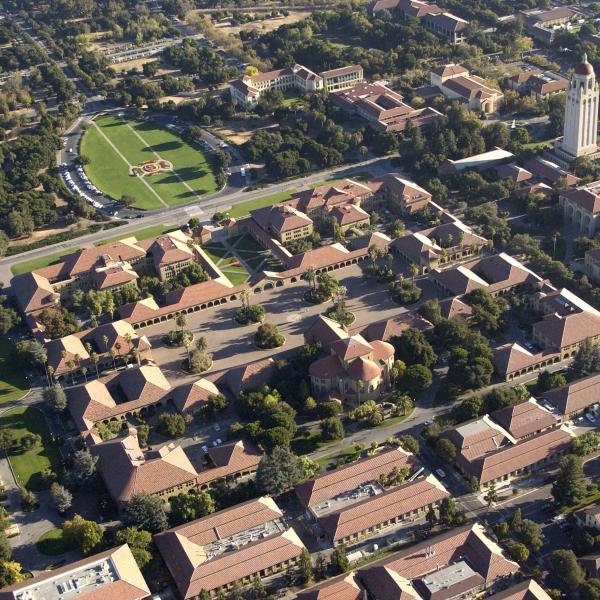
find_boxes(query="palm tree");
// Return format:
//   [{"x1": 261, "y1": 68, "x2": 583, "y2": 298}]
[
  {"x1": 175, "y1": 312, "x2": 187, "y2": 335},
  {"x1": 335, "y1": 285, "x2": 347, "y2": 316},
  {"x1": 102, "y1": 335, "x2": 109, "y2": 353},
  {"x1": 303, "y1": 267, "x2": 317, "y2": 292},
  {"x1": 115, "y1": 342, "x2": 122, "y2": 364},
  {"x1": 91, "y1": 352, "x2": 100, "y2": 378},
  {"x1": 66, "y1": 360, "x2": 76, "y2": 385},
  {"x1": 81, "y1": 366, "x2": 88, "y2": 383},
  {"x1": 39, "y1": 354, "x2": 50, "y2": 387},
  {"x1": 109, "y1": 348, "x2": 117, "y2": 370},
  {"x1": 124, "y1": 333, "x2": 133, "y2": 353},
  {"x1": 409, "y1": 263, "x2": 418, "y2": 287},
  {"x1": 239, "y1": 289, "x2": 251, "y2": 315},
  {"x1": 131, "y1": 348, "x2": 140, "y2": 367}
]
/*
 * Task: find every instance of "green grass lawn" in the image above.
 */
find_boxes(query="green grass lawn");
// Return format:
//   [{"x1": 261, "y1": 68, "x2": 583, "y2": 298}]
[
  {"x1": 232, "y1": 234, "x2": 265, "y2": 254},
  {"x1": 11, "y1": 249, "x2": 75, "y2": 276},
  {"x1": 291, "y1": 430, "x2": 337, "y2": 456},
  {"x1": 315, "y1": 445, "x2": 363, "y2": 469},
  {"x1": 94, "y1": 224, "x2": 177, "y2": 246},
  {"x1": 0, "y1": 406, "x2": 62, "y2": 491},
  {"x1": 82, "y1": 115, "x2": 219, "y2": 210},
  {"x1": 220, "y1": 266, "x2": 250, "y2": 286},
  {"x1": 228, "y1": 191, "x2": 297, "y2": 218},
  {"x1": 309, "y1": 171, "x2": 373, "y2": 188},
  {"x1": 36, "y1": 528, "x2": 73, "y2": 556},
  {"x1": 0, "y1": 339, "x2": 29, "y2": 404},
  {"x1": 202, "y1": 242, "x2": 230, "y2": 265}
]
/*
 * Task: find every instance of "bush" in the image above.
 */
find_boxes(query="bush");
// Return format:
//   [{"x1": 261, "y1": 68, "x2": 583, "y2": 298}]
[
  {"x1": 163, "y1": 329, "x2": 193, "y2": 347},
  {"x1": 234, "y1": 304, "x2": 265, "y2": 325},
  {"x1": 390, "y1": 279, "x2": 422, "y2": 304},
  {"x1": 321, "y1": 417, "x2": 344, "y2": 441},
  {"x1": 324, "y1": 306, "x2": 355, "y2": 326},
  {"x1": 185, "y1": 349, "x2": 212, "y2": 374},
  {"x1": 158, "y1": 413, "x2": 186, "y2": 439},
  {"x1": 255, "y1": 323, "x2": 285, "y2": 349}
]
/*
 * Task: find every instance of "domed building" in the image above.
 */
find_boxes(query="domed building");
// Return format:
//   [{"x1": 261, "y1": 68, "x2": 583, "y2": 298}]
[{"x1": 309, "y1": 333, "x2": 395, "y2": 406}]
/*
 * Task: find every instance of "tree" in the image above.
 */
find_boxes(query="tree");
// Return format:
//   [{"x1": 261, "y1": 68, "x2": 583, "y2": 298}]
[
  {"x1": 571, "y1": 337, "x2": 600, "y2": 379},
  {"x1": 390, "y1": 328, "x2": 436, "y2": 367},
  {"x1": 206, "y1": 394, "x2": 228, "y2": 416},
  {"x1": 439, "y1": 497, "x2": 457, "y2": 526},
  {"x1": 548, "y1": 549, "x2": 585, "y2": 590},
  {"x1": 70, "y1": 449, "x2": 98, "y2": 486},
  {"x1": 330, "y1": 544, "x2": 349, "y2": 574},
  {"x1": 44, "y1": 384, "x2": 67, "y2": 413},
  {"x1": 20, "y1": 489, "x2": 37, "y2": 512},
  {"x1": 0, "y1": 430, "x2": 13, "y2": 454},
  {"x1": 484, "y1": 482, "x2": 498, "y2": 507},
  {"x1": 398, "y1": 435, "x2": 419, "y2": 455},
  {"x1": 552, "y1": 454, "x2": 586, "y2": 507},
  {"x1": 517, "y1": 519, "x2": 543, "y2": 552},
  {"x1": 572, "y1": 431, "x2": 600, "y2": 456},
  {"x1": 426, "y1": 505, "x2": 437, "y2": 527},
  {"x1": 15, "y1": 339, "x2": 47, "y2": 367},
  {"x1": 256, "y1": 446, "x2": 303, "y2": 496},
  {"x1": 169, "y1": 491, "x2": 215, "y2": 525},
  {"x1": 123, "y1": 493, "x2": 168, "y2": 533},
  {"x1": 435, "y1": 438, "x2": 457, "y2": 464},
  {"x1": 37, "y1": 307, "x2": 78, "y2": 339},
  {"x1": 0, "y1": 561, "x2": 26, "y2": 587},
  {"x1": 581, "y1": 579, "x2": 600, "y2": 600},
  {"x1": 50, "y1": 482, "x2": 72, "y2": 514},
  {"x1": 255, "y1": 323, "x2": 285, "y2": 349},
  {"x1": 403, "y1": 364, "x2": 432, "y2": 394},
  {"x1": 298, "y1": 547, "x2": 313, "y2": 585},
  {"x1": 21, "y1": 433, "x2": 41, "y2": 451},
  {"x1": 321, "y1": 416, "x2": 344, "y2": 441},
  {"x1": 508, "y1": 542, "x2": 529, "y2": 562},
  {"x1": 115, "y1": 527, "x2": 153, "y2": 568},
  {"x1": 63, "y1": 514, "x2": 103, "y2": 555},
  {"x1": 158, "y1": 413, "x2": 186, "y2": 438}
]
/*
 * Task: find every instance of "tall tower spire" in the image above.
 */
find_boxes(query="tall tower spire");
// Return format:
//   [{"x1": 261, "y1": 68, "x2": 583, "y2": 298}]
[{"x1": 557, "y1": 55, "x2": 599, "y2": 159}]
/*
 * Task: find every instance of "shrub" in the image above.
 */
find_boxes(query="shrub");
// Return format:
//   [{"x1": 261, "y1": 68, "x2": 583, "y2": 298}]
[
  {"x1": 234, "y1": 304, "x2": 265, "y2": 325},
  {"x1": 390, "y1": 279, "x2": 422, "y2": 304},
  {"x1": 163, "y1": 329, "x2": 193, "y2": 347},
  {"x1": 158, "y1": 413, "x2": 186, "y2": 439},
  {"x1": 255, "y1": 323, "x2": 285, "y2": 349},
  {"x1": 185, "y1": 349, "x2": 212, "y2": 374}
]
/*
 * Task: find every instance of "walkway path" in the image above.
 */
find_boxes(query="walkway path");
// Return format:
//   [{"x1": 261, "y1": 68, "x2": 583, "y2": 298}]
[
  {"x1": 91, "y1": 121, "x2": 168, "y2": 208},
  {"x1": 122, "y1": 119, "x2": 204, "y2": 203}
]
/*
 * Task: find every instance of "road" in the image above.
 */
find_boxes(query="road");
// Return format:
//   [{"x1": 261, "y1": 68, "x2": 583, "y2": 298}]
[{"x1": 0, "y1": 154, "x2": 397, "y2": 284}]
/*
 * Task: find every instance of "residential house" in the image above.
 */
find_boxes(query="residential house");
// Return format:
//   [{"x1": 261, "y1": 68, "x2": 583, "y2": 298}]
[
  {"x1": 331, "y1": 81, "x2": 441, "y2": 133},
  {"x1": 229, "y1": 63, "x2": 363, "y2": 108},
  {"x1": 309, "y1": 332, "x2": 395, "y2": 405},
  {"x1": 154, "y1": 497, "x2": 306, "y2": 597},
  {"x1": 541, "y1": 373, "x2": 600, "y2": 419},
  {"x1": 575, "y1": 502, "x2": 600, "y2": 530},
  {"x1": 358, "y1": 523, "x2": 519, "y2": 598},
  {"x1": 196, "y1": 438, "x2": 262, "y2": 490},
  {"x1": 317, "y1": 474, "x2": 449, "y2": 545},
  {"x1": 250, "y1": 204, "x2": 314, "y2": 243},
  {"x1": 92, "y1": 428, "x2": 197, "y2": 507},
  {"x1": 430, "y1": 64, "x2": 503, "y2": 113},
  {"x1": 585, "y1": 248, "x2": 600, "y2": 282},
  {"x1": 559, "y1": 180, "x2": 600, "y2": 235},
  {"x1": 0, "y1": 545, "x2": 150, "y2": 600},
  {"x1": 391, "y1": 219, "x2": 486, "y2": 273}
]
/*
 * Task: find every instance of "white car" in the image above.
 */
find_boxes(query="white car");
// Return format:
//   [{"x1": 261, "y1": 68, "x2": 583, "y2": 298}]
[
  {"x1": 435, "y1": 468, "x2": 446, "y2": 478},
  {"x1": 586, "y1": 414, "x2": 596, "y2": 423},
  {"x1": 213, "y1": 424, "x2": 221, "y2": 432},
  {"x1": 201, "y1": 445, "x2": 208, "y2": 454}
]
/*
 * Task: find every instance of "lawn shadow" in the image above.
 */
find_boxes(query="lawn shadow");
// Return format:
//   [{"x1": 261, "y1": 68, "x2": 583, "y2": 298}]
[{"x1": 144, "y1": 141, "x2": 183, "y2": 153}]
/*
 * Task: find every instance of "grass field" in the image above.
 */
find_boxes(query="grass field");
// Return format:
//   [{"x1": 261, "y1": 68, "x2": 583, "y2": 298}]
[
  {"x1": 36, "y1": 528, "x2": 73, "y2": 556},
  {"x1": 94, "y1": 224, "x2": 177, "y2": 246},
  {"x1": 0, "y1": 339, "x2": 29, "y2": 404},
  {"x1": 11, "y1": 249, "x2": 75, "y2": 276},
  {"x1": 0, "y1": 406, "x2": 61, "y2": 491},
  {"x1": 81, "y1": 115, "x2": 219, "y2": 210},
  {"x1": 228, "y1": 191, "x2": 297, "y2": 218}
]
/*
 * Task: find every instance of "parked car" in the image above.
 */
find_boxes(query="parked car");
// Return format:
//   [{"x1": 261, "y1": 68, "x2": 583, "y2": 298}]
[{"x1": 435, "y1": 468, "x2": 446, "y2": 478}]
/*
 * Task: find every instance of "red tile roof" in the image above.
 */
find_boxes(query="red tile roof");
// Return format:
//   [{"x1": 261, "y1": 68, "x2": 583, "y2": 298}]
[
  {"x1": 490, "y1": 399, "x2": 557, "y2": 439},
  {"x1": 542, "y1": 373, "x2": 600, "y2": 415},
  {"x1": 295, "y1": 448, "x2": 417, "y2": 508},
  {"x1": 318, "y1": 475, "x2": 449, "y2": 542}
]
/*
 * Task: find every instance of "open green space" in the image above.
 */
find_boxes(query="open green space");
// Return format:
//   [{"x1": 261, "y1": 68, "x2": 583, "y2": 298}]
[
  {"x1": 0, "y1": 406, "x2": 62, "y2": 491},
  {"x1": 11, "y1": 249, "x2": 76, "y2": 276},
  {"x1": 36, "y1": 528, "x2": 73, "y2": 556},
  {"x1": 309, "y1": 171, "x2": 373, "y2": 188},
  {"x1": 82, "y1": 115, "x2": 219, "y2": 210},
  {"x1": 202, "y1": 242, "x2": 230, "y2": 265},
  {"x1": 94, "y1": 224, "x2": 177, "y2": 246},
  {"x1": 232, "y1": 234, "x2": 265, "y2": 254},
  {"x1": 0, "y1": 339, "x2": 29, "y2": 404},
  {"x1": 228, "y1": 191, "x2": 296, "y2": 219},
  {"x1": 315, "y1": 445, "x2": 363, "y2": 469},
  {"x1": 291, "y1": 430, "x2": 337, "y2": 456},
  {"x1": 219, "y1": 266, "x2": 250, "y2": 286}
]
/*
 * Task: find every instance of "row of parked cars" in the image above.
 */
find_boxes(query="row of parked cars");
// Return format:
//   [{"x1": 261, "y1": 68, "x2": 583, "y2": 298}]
[{"x1": 60, "y1": 163, "x2": 104, "y2": 209}]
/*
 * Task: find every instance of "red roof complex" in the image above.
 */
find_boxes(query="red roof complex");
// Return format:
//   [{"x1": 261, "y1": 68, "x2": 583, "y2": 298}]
[
  {"x1": 296, "y1": 448, "x2": 417, "y2": 509},
  {"x1": 490, "y1": 399, "x2": 557, "y2": 439},
  {"x1": 0, "y1": 545, "x2": 150, "y2": 600},
  {"x1": 359, "y1": 524, "x2": 519, "y2": 598},
  {"x1": 541, "y1": 373, "x2": 600, "y2": 417},
  {"x1": 154, "y1": 497, "x2": 306, "y2": 597}
]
